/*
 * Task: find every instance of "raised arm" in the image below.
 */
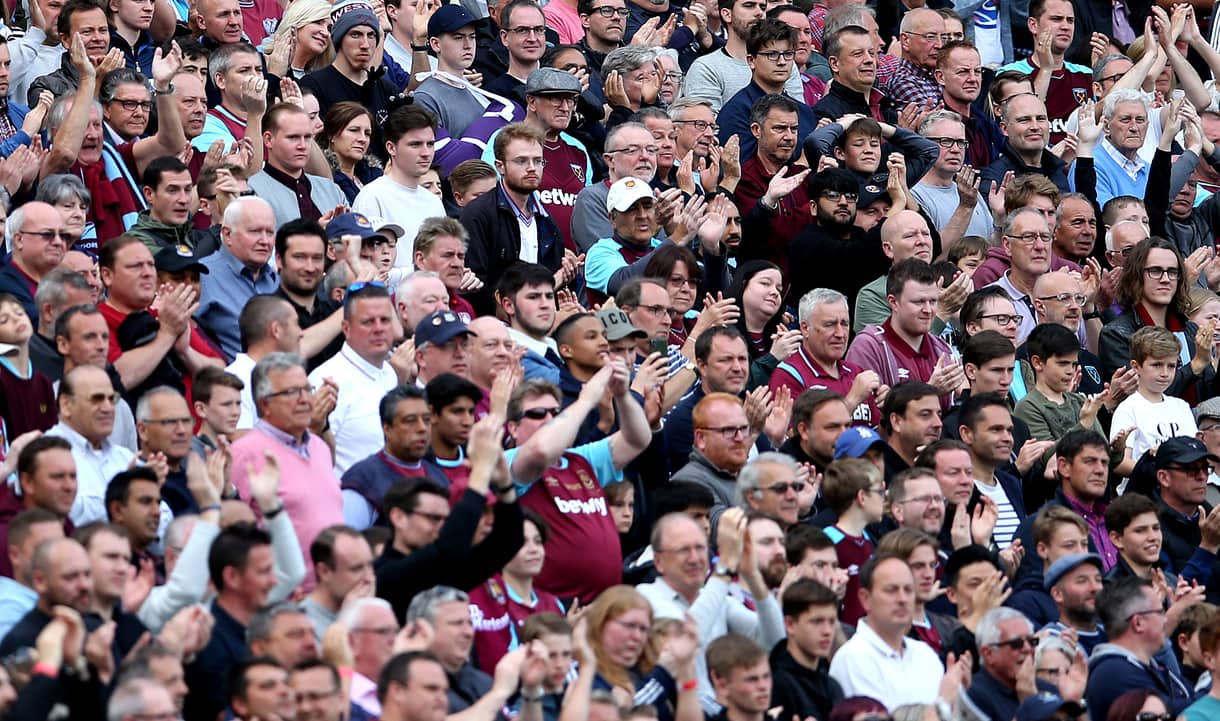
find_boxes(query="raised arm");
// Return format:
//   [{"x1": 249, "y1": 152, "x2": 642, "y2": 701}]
[
  {"x1": 40, "y1": 34, "x2": 96, "y2": 179},
  {"x1": 510, "y1": 363, "x2": 614, "y2": 483}
]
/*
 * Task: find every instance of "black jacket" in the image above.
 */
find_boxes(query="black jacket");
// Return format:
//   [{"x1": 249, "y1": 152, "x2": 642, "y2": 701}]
[
  {"x1": 1067, "y1": 0, "x2": 1151, "y2": 66},
  {"x1": 460, "y1": 184, "x2": 565, "y2": 314},
  {"x1": 811, "y1": 82, "x2": 899, "y2": 124},
  {"x1": 980, "y1": 141, "x2": 1071, "y2": 196},
  {"x1": 1098, "y1": 310, "x2": 1215, "y2": 399},
  {"x1": 1157, "y1": 493, "x2": 1220, "y2": 603},
  {"x1": 786, "y1": 221, "x2": 888, "y2": 314},
  {"x1": 768, "y1": 642, "x2": 843, "y2": 721}
]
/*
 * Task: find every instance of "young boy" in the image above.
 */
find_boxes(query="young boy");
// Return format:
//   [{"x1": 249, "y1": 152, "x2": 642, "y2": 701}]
[
  {"x1": 804, "y1": 117, "x2": 939, "y2": 191},
  {"x1": 1183, "y1": 608, "x2": 1220, "y2": 720},
  {"x1": 191, "y1": 367, "x2": 244, "y2": 454},
  {"x1": 1104, "y1": 493, "x2": 1213, "y2": 588},
  {"x1": 1111, "y1": 326, "x2": 1199, "y2": 467},
  {"x1": 1014, "y1": 323, "x2": 1106, "y2": 450},
  {"x1": 520, "y1": 612, "x2": 573, "y2": 721},
  {"x1": 0, "y1": 294, "x2": 56, "y2": 438},
  {"x1": 770, "y1": 578, "x2": 845, "y2": 720},
  {"x1": 950, "y1": 236, "x2": 988, "y2": 276},
  {"x1": 820, "y1": 458, "x2": 885, "y2": 626},
  {"x1": 1174, "y1": 602, "x2": 1218, "y2": 690}
]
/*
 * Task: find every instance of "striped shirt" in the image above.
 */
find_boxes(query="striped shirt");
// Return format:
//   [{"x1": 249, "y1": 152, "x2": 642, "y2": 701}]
[{"x1": 975, "y1": 477, "x2": 1019, "y2": 548}]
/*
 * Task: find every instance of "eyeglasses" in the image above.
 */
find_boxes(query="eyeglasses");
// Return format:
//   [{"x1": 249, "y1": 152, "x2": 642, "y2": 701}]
[
  {"x1": 978, "y1": 313, "x2": 1021, "y2": 326},
  {"x1": 18, "y1": 229, "x2": 77, "y2": 244},
  {"x1": 764, "y1": 481, "x2": 807, "y2": 494},
  {"x1": 1143, "y1": 266, "x2": 1181, "y2": 280},
  {"x1": 1006, "y1": 232, "x2": 1052, "y2": 245},
  {"x1": 1165, "y1": 464, "x2": 1210, "y2": 476},
  {"x1": 821, "y1": 190, "x2": 858, "y2": 202},
  {"x1": 700, "y1": 424, "x2": 750, "y2": 439},
  {"x1": 928, "y1": 136, "x2": 969, "y2": 149},
  {"x1": 637, "y1": 303, "x2": 674, "y2": 317},
  {"x1": 673, "y1": 119, "x2": 718, "y2": 133},
  {"x1": 77, "y1": 391, "x2": 117, "y2": 405},
  {"x1": 266, "y1": 385, "x2": 314, "y2": 400},
  {"x1": 659, "y1": 543, "x2": 708, "y2": 557},
  {"x1": 145, "y1": 417, "x2": 194, "y2": 428},
  {"x1": 1036, "y1": 293, "x2": 1088, "y2": 305},
  {"x1": 518, "y1": 406, "x2": 560, "y2": 421},
  {"x1": 668, "y1": 275, "x2": 696, "y2": 287},
  {"x1": 1108, "y1": 246, "x2": 1135, "y2": 258},
  {"x1": 939, "y1": 32, "x2": 964, "y2": 42},
  {"x1": 508, "y1": 156, "x2": 548, "y2": 168},
  {"x1": 350, "y1": 626, "x2": 398, "y2": 637},
  {"x1": 606, "y1": 144, "x2": 660, "y2": 156},
  {"x1": 904, "y1": 30, "x2": 942, "y2": 43},
  {"x1": 754, "y1": 50, "x2": 795, "y2": 62},
  {"x1": 898, "y1": 494, "x2": 945, "y2": 505},
  {"x1": 407, "y1": 509, "x2": 448, "y2": 524},
  {"x1": 109, "y1": 98, "x2": 153, "y2": 112},
  {"x1": 589, "y1": 6, "x2": 629, "y2": 16},
  {"x1": 990, "y1": 635, "x2": 1039, "y2": 650},
  {"x1": 862, "y1": 485, "x2": 886, "y2": 496},
  {"x1": 541, "y1": 96, "x2": 577, "y2": 108},
  {"x1": 507, "y1": 24, "x2": 546, "y2": 36},
  {"x1": 1097, "y1": 72, "x2": 1126, "y2": 85},
  {"x1": 1127, "y1": 608, "x2": 1165, "y2": 623},
  {"x1": 1036, "y1": 666, "x2": 1065, "y2": 678},
  {"x1": 663, "y1": 72, "x2": 682, "y2": 83}
]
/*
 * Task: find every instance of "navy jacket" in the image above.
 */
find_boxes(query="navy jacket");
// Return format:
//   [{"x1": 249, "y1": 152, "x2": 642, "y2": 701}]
[
  {"x1": 1086, "y1": 643, "x2": 1193, "y2": 721},
  {"x1": 0, "y1": 261, "x2": 37, "y2": 330},
  {"x1": 719, "y1": 80, "x2": 816, "y2": 163},
  {"x1": 461, "y1": 185, "x2": 565, "y2": 314}
]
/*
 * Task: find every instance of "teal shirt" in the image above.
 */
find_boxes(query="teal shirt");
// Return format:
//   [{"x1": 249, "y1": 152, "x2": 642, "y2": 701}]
[{"x1": 1183, "y1": 694, "x2": 1220, "y2": 721}]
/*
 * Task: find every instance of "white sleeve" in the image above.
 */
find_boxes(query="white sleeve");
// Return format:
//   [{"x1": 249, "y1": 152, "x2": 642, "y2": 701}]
[{"x1": 137, "y1": 520, "x2": 220, "y2": 633}]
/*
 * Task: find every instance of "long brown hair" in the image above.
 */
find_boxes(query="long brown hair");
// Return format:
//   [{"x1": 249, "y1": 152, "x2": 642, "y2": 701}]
[
  {"x1": 1116, "y1": 237, "x2": 1189, "y2": 316},
  {"x1": 322, "y1": 102, "x2": 375, "y2": 152},
  {"x1": 585, "y1": 586, "x2": 656, "y2": 692}
]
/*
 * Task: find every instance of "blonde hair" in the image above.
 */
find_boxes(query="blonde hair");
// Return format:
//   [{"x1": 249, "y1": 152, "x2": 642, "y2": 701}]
[
  {"x1": 1185, "y1": 287, "x2": 1219, "y2": 319},
  {"x1": 586, "y1": 586, "x2": 656, "y2": 692},
  {"x1": 274, "y1": 0, "x2": 335, "y2": 72}
]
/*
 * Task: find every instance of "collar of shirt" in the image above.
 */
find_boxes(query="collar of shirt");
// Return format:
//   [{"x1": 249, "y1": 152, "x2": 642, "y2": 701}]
[
  {"x1": 498, "y1": 182, "x2": 549, "y2": 221},
  {"x1": 51, "y1": 421, "x2": 110, "y2": 453},
  {"x1": 218, "y1": 244, "x2": 277, "y2": 283},
  {"x1": 507, "y1": 326, "x2": 557, "y2": 358},
  {"x1": 854, "y1": 617, "x2": 910, "y2": 659},
  {"x1": 881, "y1": 318, "x2": 932, "y2": 357},
  {"x1": 263, "y1": 162, "x2": 313, "y2": 194},
  {"x1": 996, "y1": 272, "x2": 1036, "y2": 313},
  {"x1": 1101, "y1": 137, "x2": 1147, "y2": 177},
  {"x1": 899, "y1": 58, "x2": 935, "y2": 81},
  {"x1": 337, "y1": 343, "x2": 392, "y2": 382},
  {"x1": 255, "y1": 419, "x2": 312, "y2": 459}
]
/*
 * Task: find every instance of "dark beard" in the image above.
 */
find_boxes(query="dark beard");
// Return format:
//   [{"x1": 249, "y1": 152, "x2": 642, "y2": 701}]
[
  {"x1": 816, "y1": 214, "x2": 856, "y2": 237},
  {"x1": 762, "y1": 559, "x2": 788, "y2": 590},
  {"x1": 1063, "y1": 604, "x2": 1097, "y2": 628},
  {"x1": 283, "y1": 278, "x2": 320, "y2": 298}
]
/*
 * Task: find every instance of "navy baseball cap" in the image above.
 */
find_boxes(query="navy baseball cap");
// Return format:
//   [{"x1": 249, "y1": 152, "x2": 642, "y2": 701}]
[
  {"x1": 834, "y1": 426, "x2": 886, "y2": 460},
  {"x1": 1042, "y1": 553, "x2": 1103, "y2": 591},
  {"x1": 415, "y1": 310, "x2": 475, "y2": 347},
  {"x1": 1014, "y1": 692, "x2": 1086, "y2": 721},
  {"x1": 154, "y1": 244, "x2": 209, "y2": 274},
  {"x1": 1154, "y1": 436, "x2": 1219, "y2": 471},
  {"x1": 326, "y1": 212, "x2": 381, "y2": 241},
  {"x1": 428, "y1": 4, "x2": 476, "y2": 36}
]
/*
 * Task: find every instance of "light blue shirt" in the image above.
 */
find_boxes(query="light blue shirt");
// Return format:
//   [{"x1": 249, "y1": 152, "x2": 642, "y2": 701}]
[
  {"x1": 0, "y1": 577, "x2": 36, "y2": 640},
  {"x1": 585, "y1": 236, "x2": 662, "y2": 293},
  {"x1": 506, "y1": 437, "x2": 619, "y2": 495},
  {"x1": 196, "y1": 245, "x2": 279, "y2": 360}
]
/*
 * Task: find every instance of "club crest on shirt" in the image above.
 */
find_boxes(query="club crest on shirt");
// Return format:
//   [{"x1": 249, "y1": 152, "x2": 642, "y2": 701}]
[
  {"x1": 571, "y1": 164, "x2": 585, "y2": 183},
  {"x1": 576, "y1": 468, "x2": 596, "y2": 490},
  {"x1": 1072, "y1": 88, "x2": 1089, "y2": 105}
]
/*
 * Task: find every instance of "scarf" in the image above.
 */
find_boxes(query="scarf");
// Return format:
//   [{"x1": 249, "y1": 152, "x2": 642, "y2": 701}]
[{"x1": 74, "y1": 160, "x2": 140, "y2": 247}]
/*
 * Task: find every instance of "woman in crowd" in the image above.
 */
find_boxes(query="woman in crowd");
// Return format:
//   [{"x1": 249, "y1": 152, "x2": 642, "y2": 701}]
[
  {"x1": 267, "y1": 0, "x2": 334, "y2": 79},
  {"x1": 36, "y1": 175, "x2": 95, "y2": 255},
  {"x1": 727, "y1": 260, "x2": 802, "y2": 389},
  {"x1": 323, "y1": 102, "x2": 383, "y2": 203}
]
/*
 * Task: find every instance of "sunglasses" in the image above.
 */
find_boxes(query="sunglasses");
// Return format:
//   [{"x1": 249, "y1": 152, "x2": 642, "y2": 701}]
[
  {"x1": 991, "y1": 635, "x2": 1039, "y2": 651},
  {"x1": 1136, "y1": 714, "x2": 1174, "y2": 721},
  {"x1": 518, "y1": 407, "x2": 560, "y2": 421}
]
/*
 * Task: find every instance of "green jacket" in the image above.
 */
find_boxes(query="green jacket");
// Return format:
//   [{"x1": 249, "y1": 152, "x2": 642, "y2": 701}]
[
  {"x1": 126, "y1": 210, "x2": 216, "y2": 256},
  {"x1": 1012, "y1": 386, "x2": 1105, "y2": 461}
]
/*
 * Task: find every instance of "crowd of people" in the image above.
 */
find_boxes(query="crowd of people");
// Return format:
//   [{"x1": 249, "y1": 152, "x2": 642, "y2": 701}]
[{"x1": 5, "y1": 0, "x2": 1220, "y2": 719}]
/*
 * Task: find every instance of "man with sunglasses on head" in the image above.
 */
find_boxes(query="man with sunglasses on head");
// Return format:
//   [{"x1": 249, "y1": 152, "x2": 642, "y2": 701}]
[
  {"x1": 308, "y1": 282, "x2": 400, "y2": 476},
  {"x1": 968, "y1": 607, "x2": 1061, "y2": 721}
]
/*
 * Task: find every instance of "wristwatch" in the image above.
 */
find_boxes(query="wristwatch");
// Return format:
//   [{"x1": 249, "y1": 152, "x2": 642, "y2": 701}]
[
  {"x1": 154, "y1": 81, "x2": 175, "y2": 96},
  {"x1": 713, "y1": 561, "x2": 737, "y2": 577}
]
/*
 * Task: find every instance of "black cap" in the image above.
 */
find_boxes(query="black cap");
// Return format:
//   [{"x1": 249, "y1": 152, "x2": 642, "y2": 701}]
[
  {"x1": 1154, "y1": 436, "x2": 1220, "y2": 470},
  {"x1": 153, "y1": 244, "x2": 209, "y2": 274}
]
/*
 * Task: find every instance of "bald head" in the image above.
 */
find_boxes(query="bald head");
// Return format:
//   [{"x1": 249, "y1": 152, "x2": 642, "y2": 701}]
[
  {"x1": 1106, "y1": 220, "x2": 1148, "y2": 256},
  {"x1": 466, "y1": 315, "x2": 511, "y2": 387},
  {"x1": 31, "y1": 537, "x2": 92, "y2": 612},
  {"x1": 1033, "y1": 271, "x2": 1084, "y2": 329},
  {"x1": 880, "y1": 210, "x2": 933, "y2": 262}
]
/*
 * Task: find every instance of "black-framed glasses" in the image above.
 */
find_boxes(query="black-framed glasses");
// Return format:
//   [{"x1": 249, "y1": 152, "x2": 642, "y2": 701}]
[
  {"x1": 1108, "y1": 246, "x2": 1135, "y2": 258},
  {"x1": 978, "y1": 313, "x2": 1021, "y2": 326},
  {"x1": 673, "y1": 119, "x2": 718, "y2": 132},
  {"x1": 700, "y1": 424, "x2": 749, "y2": 439},
  {"x1": 1143, "y1": 266, "x2": 1181, "y2": 280},
  {"x1": 1097, "y1": 72, "x2": 1126, "y2": 85},
  {"x1": 904, "y1": 30, "x2": 942, "y2": 43},
  {"x1": 928, "y1": 136, "x2": 968, "y2": 149},
  {"x1": 406, "y1": 509, "x2": 448, "y2": 524},
  {"x1": 518, "y1": 406, "x2": 560, "y2": 421},
  {"x1": 266, "y1": 385, "x2": 314, "y2": 400},
  {"x1": 1126, "y1": 608, "x2": 1165, "y2": 622},
  {"x1": 589, "y1": 6, "x2": 629, "y2": 17},
  {"x1": 109, "y1": 98, "x2": 153, "y2": 112},
  {"x1": 605, "y1": 144, "x2": 660, "y2": 155},
  {"x1": 990, "y1": 635, "x2": 1039, "y2": 650},
  {"x1": 821, "y1": 190, "x2": 858, "y2": 202},
  {"x1": 1165, "y1": 464, "x2": 1209, "y2": 476},
  {"x1": 764, "y1": 481, "x2": 807, "y2": 494},
  {"x1": 507, "y1": 24, "x2": 546, "y2": 36},
  {"x1": 754, "y1": 50, "x2": 795, "y2": 62},
  {"x1": 638, "y1": 303, "x2": 674, "y2": 317},
  {"x1": 1036, "y1": 293, "x2": 1088, "y2": 305},
  {"x1": 1136, "y1": 713, "x2": 1174, "y2": 721},
  {"x1": 1006, "y1": 232, "x2": 1052, "y2": 245}
]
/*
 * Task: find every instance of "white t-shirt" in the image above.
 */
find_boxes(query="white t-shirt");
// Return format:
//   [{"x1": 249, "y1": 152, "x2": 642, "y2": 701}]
[
  {"x1": 974, "y1": 477, "x2": 1020, "y2": 548},
  {"x1": 1111, "y1": 391, "x2": 1199, "y2": 463},
  {"x1": 352, "y1": 176, "x2": 447, "y2": 267},
  {"x1": 972, "y1": 0, "x2": 1003, "y2": 68}
]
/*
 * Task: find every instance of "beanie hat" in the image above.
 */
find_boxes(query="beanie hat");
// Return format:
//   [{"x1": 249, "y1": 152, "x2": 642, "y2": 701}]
[{"x1": 331, "y1": 0, "x2": 381, "y2": 50}]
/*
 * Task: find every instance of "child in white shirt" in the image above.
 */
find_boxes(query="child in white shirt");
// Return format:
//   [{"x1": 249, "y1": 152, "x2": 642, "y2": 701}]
[{"x1": 1111, "y1": 326, "x2": 1199, "y2": 465}]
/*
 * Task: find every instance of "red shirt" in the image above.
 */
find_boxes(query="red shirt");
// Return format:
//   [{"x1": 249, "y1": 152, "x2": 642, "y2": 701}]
[
  {"x1": 769, "y1": 346, "x2": 878, "y2": 426},
  {"x1": 881, "y1": 318, "x2": 939, "y2": 385},
  {"x1": 468, "y1": 573, "x2": 565, "y2": 673},
  {"x1": 539, "y1": 137, "x2": 590, "y2": 253},
  {"x1": 826, "y1": 524, "x2": 874, "y2": 626},
  {"x1": 734, "y1": 158, "x2": 810, "y2": 275}
]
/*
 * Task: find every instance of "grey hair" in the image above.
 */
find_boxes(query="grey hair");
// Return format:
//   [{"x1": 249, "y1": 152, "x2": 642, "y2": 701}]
[
  {"x1": 797, "y1": 288, "x2": 847, "y2": 324},
  {"x1": 667, "y1": 96, "x2": 714, "y2": 122},
  {"x1": 736, "y1": 452, "x2": 800, "y2": 506},
  {"x1": 247, "y1": 601, "x2": 307, "y2": 644},
  {"x1": 917, "y1": 109, "x2": 963, "y2": 136},
  {"x1": 825, "y1": 3, "x2": 876, "y2": 37},
  {"x1": 47, "y1": 94, "x2": 104, "y2": 135},
  {"x1": 337, "y1": 596, "x2": 394, "y2": 629},
  {"x1": 605, "y1": 121, "x2": 653, "y2": 152},
  {"x1": 163, "y1": 513, "x2": 198, "y2": 553},
  {"x1": 656, "y1": 48, "x2": 678, "y2": 66},
  {"x1": 975, "y1": 607, "x2": 1032, "y2": 647},
  {"x1": 1104, "y1": 219, "x2": 1149, "y2": 252},
  {"x1": 222, "y1": 195, "x2": 271, "y2": 230},
  {"x1": 1054, "y1": 192, "x2": 1092, "y2": 223},
  {"x1": 250, "y1": 352, "x2": 307, "y2": 405},
  {"x1": 405, "y1": 585, "x2": 470, "y2": 625},
  {"x1": 396, "y1": 270, "x2": 443, "y2": 301},
  {"x1": 1101, "y1": 87, "x2": 1148, "y2": 122},
  {"x1": 33, "y1": 268, "x2": 93, "y2": 323},
  {"x1": 1001, "y1": 206, "x2": 1047, "y2": 238},
  {"x1": 322, "y1": 262, "x2": 353, "y2": 299},
  {"x1": 603, "y1": 46, "x2": 659, "y2": 80},
  {"x1": 99, "y1": 68, "x2": 149, "y2": 104},
  {"x1": 135, "y1": 385, "x2": 187, "y2": 422},
  {"x1": 1092, "y1": 52, "x2": 1131, "y2": 82},
  {"x1": 207, "y1": 42, "x2": 261, "y2": 84},
  {"x1": 7, "y1": 203, "x2": 26, "y2": 241},
  {"x1": 107, "y1": 678, "x2": 165, "y2": 721},
  {"x1": 36, "y1": 174, "x2": 92, "y2": 208},
  {"x1": 1034, "y1": 634, "x2": 1075, "y2": 669}
]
